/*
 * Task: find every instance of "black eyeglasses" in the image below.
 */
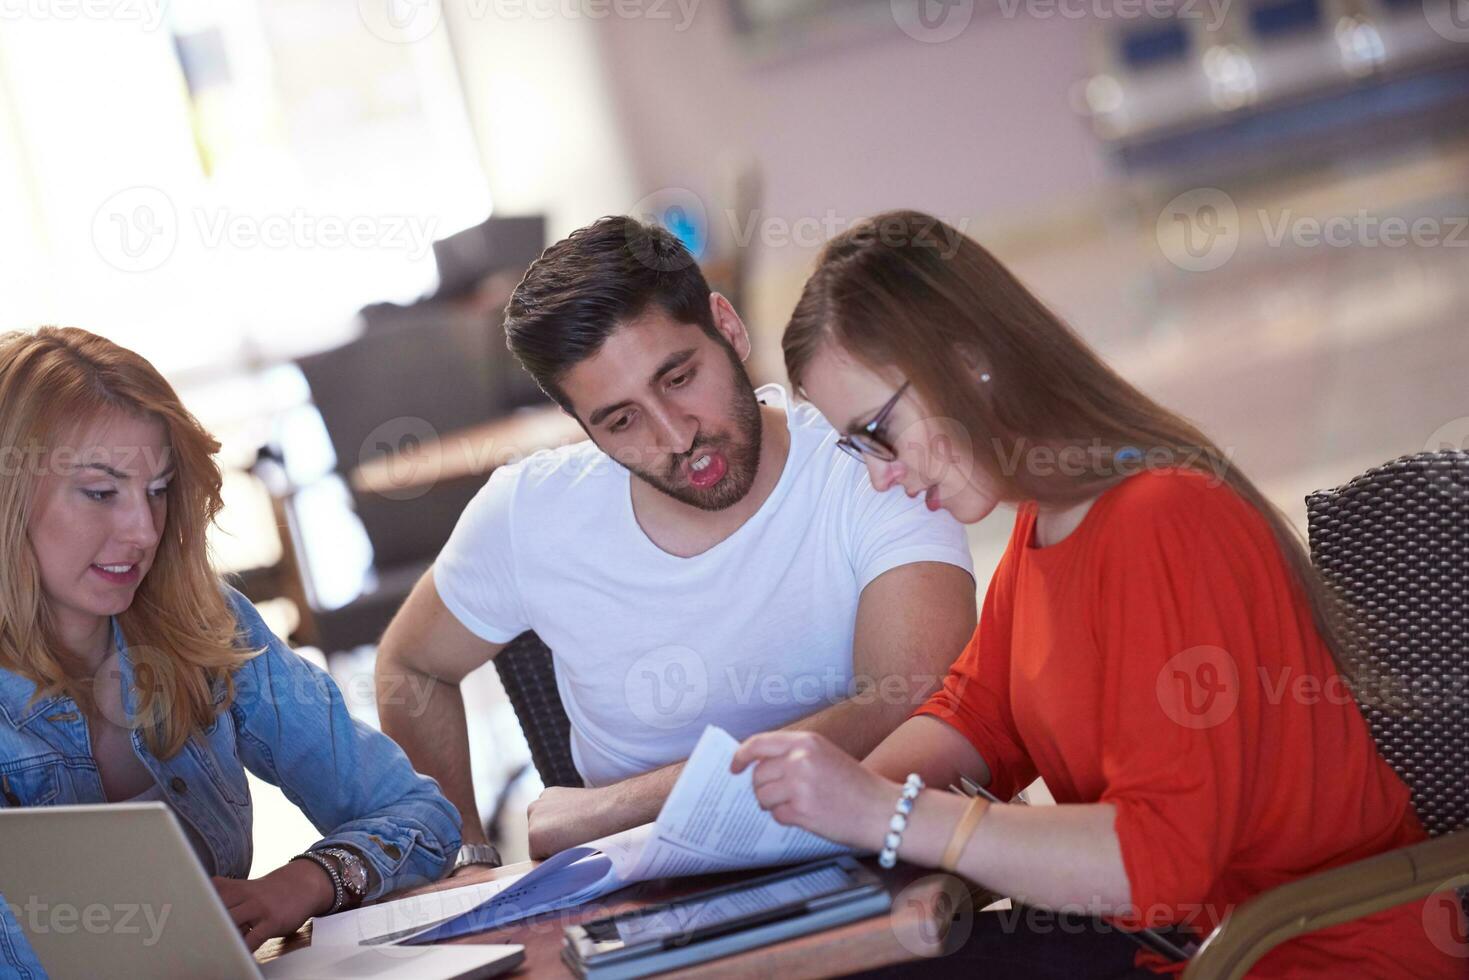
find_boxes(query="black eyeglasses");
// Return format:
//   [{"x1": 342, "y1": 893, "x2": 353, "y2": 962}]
[{"x1": 836, "y1": 382, "x2": 910, "y2": 463}]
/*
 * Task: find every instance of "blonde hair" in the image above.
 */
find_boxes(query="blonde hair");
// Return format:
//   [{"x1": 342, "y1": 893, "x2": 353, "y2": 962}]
[{"x1": 0, "y1": 326, "x2": 258, "y2": 758}]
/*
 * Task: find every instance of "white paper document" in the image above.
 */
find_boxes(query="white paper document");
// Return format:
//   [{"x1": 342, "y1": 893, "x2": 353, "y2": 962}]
[
  {"x1": 622, "y1": 722, "x2": 850, "y2": 881},
  {"x1": 311, "y1": 873, "x2": 526, "y2": 946},
  {"x1": 386, "y1": 725, "x2": 848, "y2": 944}
]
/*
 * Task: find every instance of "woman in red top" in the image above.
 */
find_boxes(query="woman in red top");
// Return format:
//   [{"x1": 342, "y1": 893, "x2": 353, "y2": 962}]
[{"x1": 732, "y1": 211, "x2": 1463, "y2": 977}]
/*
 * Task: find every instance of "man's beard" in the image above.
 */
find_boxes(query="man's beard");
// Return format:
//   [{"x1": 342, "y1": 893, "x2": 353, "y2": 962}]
[{"x1": 628, "y1": 349, "x2": 764, "y2": 512}]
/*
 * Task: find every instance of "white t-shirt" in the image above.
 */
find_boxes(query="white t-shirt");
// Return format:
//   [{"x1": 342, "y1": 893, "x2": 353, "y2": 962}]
[{"x1": 434, "y1": 384, "x2": 974, "y2": 787}]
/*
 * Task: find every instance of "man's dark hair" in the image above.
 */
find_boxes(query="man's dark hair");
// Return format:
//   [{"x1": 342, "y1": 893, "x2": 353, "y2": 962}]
[{"x1": 504, "y1": 215, "x2": 724, "y2": 413}]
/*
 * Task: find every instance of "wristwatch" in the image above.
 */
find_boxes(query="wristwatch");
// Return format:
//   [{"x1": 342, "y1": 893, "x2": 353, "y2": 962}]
[
  {"x1": 452, "y1": 842, "x2": 503, "y2": 873},
  {"x1": 319, "y1": 847, "x2": 370, "y2": 912}
]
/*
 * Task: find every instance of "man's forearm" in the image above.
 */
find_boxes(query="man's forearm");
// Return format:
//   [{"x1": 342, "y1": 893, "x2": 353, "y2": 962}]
[
  {"x1": 375, "y1": 660, "x2": 485, "y2": 846},
  {"x1": 781, "y1": 685, "x2": 920, "y2": 760},
  {"x1": 525, "y1": 761, "x2": 680, "y2": 857},
  {"x1": 529, "y1": 667, "x2": 934, "y2": 855},
  {"x1": 602, "y1": 762, "x2": 681, "y2": 830}
]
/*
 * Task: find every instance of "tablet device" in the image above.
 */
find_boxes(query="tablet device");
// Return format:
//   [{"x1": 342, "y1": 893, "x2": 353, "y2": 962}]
[{"x1": 563, "y1": 857, "x2": 888, "y2": 979}]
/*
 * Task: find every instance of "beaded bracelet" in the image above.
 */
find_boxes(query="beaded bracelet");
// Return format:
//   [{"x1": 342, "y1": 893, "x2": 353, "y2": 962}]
[{"x1": 878, "y1": 773, "x2": 925, "y2": 869}]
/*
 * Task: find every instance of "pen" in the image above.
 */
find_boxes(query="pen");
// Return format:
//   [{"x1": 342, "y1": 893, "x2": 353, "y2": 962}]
[{"x1": 951, "y1": 774, "x2": 1013, "y2": 805}]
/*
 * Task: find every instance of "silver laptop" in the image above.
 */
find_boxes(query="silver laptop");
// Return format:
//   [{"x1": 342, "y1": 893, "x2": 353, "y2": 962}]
[{"x1": 0, "y1": 803, "x2": 523, "y2": 980}]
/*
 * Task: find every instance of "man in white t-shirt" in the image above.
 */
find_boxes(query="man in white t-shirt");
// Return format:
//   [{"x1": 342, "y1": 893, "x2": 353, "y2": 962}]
[{"x1": 376, "y1": 216, "x2": 976, "y2": 864}]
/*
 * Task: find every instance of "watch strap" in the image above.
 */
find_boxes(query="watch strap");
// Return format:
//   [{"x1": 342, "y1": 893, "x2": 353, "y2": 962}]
[
  {"x1": 453, "y1": 842, "x2": 503, "y2": 872},
  {"x1": 294, "y1": 851, "x2": 346, "y2": 916},
  {"x1": 319, "y1": 847, "x2": 369, "y2": 906}
]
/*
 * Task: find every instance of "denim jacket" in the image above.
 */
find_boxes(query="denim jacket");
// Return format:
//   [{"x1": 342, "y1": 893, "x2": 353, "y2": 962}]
[{"x1": 0, "y1": 586, "x2": 462, "y2": 977}]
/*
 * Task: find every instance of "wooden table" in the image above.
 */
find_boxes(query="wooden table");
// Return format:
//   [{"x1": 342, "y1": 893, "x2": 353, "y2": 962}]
[{"x1": 257, "y1": 858, "x2": 975, "y2": 978}]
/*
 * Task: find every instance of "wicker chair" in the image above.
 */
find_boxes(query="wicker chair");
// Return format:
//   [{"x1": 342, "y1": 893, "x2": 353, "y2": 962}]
[
  {"x1": 1183, "y1": 450, "x2": 1469, "y2": 978},
  {"x1": 493, "y1": 632, "x2": 584, "y2": 789}
]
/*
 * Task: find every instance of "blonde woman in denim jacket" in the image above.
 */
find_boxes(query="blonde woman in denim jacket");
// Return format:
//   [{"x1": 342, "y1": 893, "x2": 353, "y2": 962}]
[{"x1": 0, "y1": 327, "x2": 461, "y2": 976}]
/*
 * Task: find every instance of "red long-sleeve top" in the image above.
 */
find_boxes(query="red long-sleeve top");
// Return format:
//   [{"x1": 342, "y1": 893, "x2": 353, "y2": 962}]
[{"x1": 917, "y1": 468, "x2": 1462, "y2": 977}]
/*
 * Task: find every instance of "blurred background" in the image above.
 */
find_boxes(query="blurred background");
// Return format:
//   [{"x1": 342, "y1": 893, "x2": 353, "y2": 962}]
[{"x1": 3, "y1": 0, "x2": 1467, "y2": 871}]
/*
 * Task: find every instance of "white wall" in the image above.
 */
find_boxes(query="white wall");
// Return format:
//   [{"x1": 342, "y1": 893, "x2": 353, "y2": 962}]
[
  {"x1": 588, "y1": 12, "x2": 1114, "y2": 381},
  {"x1": 596, "y1": 12, "x2": 1109, "y2": 253},
  {"x1": 0, "y1": 20, "x2": 210, "y2": 366},
  {"x1": 444, "y1": 4, "x2": 640, "y2": 238}
]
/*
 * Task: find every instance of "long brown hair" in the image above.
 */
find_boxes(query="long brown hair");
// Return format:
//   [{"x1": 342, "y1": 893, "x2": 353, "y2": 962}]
[
  {"x1": 0, "y1": 327, "x2": 258, "y2": 757},
  {"x1": 783, "y1": 210, "x2": 1351, "y2": 670}
]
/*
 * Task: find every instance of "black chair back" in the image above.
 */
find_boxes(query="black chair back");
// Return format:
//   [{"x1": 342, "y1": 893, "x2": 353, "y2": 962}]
[
  {"x1": 1305, "y1": 450, "x2": 1469, "y2": 838},
  {"x1": 494, "y1": 632, "x2": 584, "y2": 789},
  {"x1": 297, "y1": 310, "x2": 503, "y2": 569}
]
